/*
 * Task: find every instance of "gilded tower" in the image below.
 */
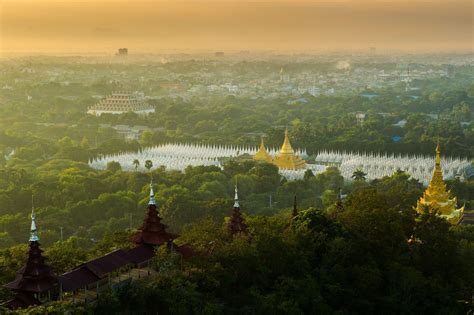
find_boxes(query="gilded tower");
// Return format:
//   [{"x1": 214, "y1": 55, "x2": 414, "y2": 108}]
[
  {"x1": 416, "y1": 144, "x2": 464, "y2": 224},
  {"x1": 253, "y1": 136, "x2": 273, "y2": 163},
  {"x1": 272, "y1": 129, "x2": 306, "y2": 170}
]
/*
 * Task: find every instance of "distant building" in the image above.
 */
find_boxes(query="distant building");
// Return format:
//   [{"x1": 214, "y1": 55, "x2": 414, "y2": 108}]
[
  {"x1": 393, "y1": 119, "x2": 407, "y2": 128},
  {"x1": 116, "y1": 48, "x2": 128, "y2": 56},
  {"x1": 355, "y1": 112, "x2": 366, "y2": 125},
  {"x1": 308, "y1": 86, "x2": 320, "y2": 97},
  {"x1": 215, "y1": 51, "x2": 224, "y2": 57},
  {"x1": 87, "y1": 91, "x2": 155, "y2": 116}
]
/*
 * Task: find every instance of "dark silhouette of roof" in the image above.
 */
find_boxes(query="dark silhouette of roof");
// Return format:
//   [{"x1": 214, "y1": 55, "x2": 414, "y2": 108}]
[
  {"x1": 59, "y1": 267, "x2": 100, "y2": 292},
  {"x1": 82, "y1": 249, "x2": 131, "y2": 278},
  {"x1": 126, "y1": 244, "x2": 156, "y2": 265},
  {"x1": 3, "y1": 241, "x2": 56, "y2": 294},
  {"x1": 131, "y1": 203, "x2": 177, "y2": 246},
  {"x1": 228, "y1": 205, "x2": 248, "y2": 236},
  {"x1": 2, "y1": 292, "x2": 40, "y2": 310}
]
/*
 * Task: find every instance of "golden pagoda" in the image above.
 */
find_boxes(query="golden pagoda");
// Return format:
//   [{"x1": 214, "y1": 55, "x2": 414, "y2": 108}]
[
  {"x1": 253, "y1": 136, "x2": 273, "y2": 163},
  {"x1": 272, "y1": 128, "x2": 306, "y2": 170},
  {"x1": 416, "y1": 144, "x2": 464, "y2": 224}
]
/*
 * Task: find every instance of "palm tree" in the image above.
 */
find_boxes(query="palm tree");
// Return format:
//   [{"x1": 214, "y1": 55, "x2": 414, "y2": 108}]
[
  {"x1": 352, "y1": 169, "x2": 367, "y2": 181},
  {"x1": 132, "y1": 159, "x2": 140, "y2": 171},
  {"x1": 145, "y1": 160, "x2": 153, "y2": 172}
]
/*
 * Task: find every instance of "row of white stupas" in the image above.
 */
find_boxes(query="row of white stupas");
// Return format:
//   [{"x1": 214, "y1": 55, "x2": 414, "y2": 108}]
[
  {"x1": 88, "y1": 143, "x2": 470, "y2": 185},
  {"x1": 316, "y1": 150, "x2": 470, "y2": 185}
]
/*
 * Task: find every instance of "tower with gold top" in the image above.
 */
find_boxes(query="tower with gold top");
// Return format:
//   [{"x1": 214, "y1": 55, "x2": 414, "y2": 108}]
[
  {"x1": 272, "y1": 128, "x2": 306, "y2": 170},
  {"x1": 416, "y1": 144, "x2": 464, "y2": 224},
  {"x1": 253, "y1": 136, "x2": 273, "y2": 163}
]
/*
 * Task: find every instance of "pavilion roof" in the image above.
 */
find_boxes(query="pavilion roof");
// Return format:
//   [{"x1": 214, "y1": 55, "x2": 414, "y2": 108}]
[
  {"x1": 2, "y1": 292, "x2": 40, "y2": 310},
  {"x1": 58, "y1": 267, "x2": 100, "y2": 292}
]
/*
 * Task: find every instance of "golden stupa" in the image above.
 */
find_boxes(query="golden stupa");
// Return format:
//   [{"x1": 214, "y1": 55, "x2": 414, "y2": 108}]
[
  {"x1": 416, "y1": 144, "x2": 464, "y2": 224},
  {"x1": 253, "y1": 136, "x2": 273, "y2": 163},
  {"x1": 272, "y1": 128, "x2": 306, "y2": 170}
]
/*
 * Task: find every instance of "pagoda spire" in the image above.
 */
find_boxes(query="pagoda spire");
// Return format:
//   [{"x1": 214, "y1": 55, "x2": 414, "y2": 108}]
[
  {"x1": 233, "y1": 184, "x2": 240, "y2": 208},
  {"x1": 253, "y1": 136, "x2": 272, "y2": 162},
  {"x1": 272, "y1": 128, "x2": 306, "y2": 170},
  {"x1": 3, "y1": 211, "x2": 57, "y2": 309},
  {"x1": 281, "y1": 128, "x2": 294, "y2": 154},
  {"x1": 131, "y1": 182, "x2": 176, "y2": 246},
  {"x1": 228, "y1": 184, "x2": 248, "y2": 236},
  {"x1": 29, "y1": 208, "x2": 39, "y2": 242},
  {"x1": 148, "y1": 180, "x2": 156, "y2": 205},
  {"x1": 416, "y1": 143, "x2": 463, "y2": 223}
]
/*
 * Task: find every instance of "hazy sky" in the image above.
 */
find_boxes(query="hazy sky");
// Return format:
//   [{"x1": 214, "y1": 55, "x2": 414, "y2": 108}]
[{"x1": 1, "y1": 0, "x2": 472, "y2": 53}]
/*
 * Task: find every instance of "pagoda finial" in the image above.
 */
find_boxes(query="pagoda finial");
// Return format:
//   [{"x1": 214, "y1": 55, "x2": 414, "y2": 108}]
[
  {"x1": 435, "y1": 142, "x2": 441, "y2": 166},
  {"x1": 148, "y1": 180, "x2": 157, "y2": 205},
  {"x1": 29, "y1": 204, "x2": 39, "y2": 242},
  {"x1": 233, "y1": 184, "x2": 240, "y2": 208}
]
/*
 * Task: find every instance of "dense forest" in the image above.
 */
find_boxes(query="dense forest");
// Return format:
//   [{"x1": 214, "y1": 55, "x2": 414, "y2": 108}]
[
  {"x1": 0, "y1": 58, "x2": 472, "y2": 313},
  {"x1": 0, "y1": 168, "x2": 473, "y2": 314}
]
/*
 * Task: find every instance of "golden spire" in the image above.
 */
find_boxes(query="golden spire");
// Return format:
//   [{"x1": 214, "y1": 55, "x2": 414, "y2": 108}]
[
  {"x1": 416, "y1": 143, "x2": 463, "y2": 224},
  {"x1": 273, "y1": 128, "x2": 306, "y2": 170},
  {"x1": 253, "y1": 136, "x2": 272, "y2": 162},
  {"x1": 280, "y1": 128, "x2": 294, "y2": 155},
  {"x1": 435, "y1": 142, "x2": 441, "y2": 166}
]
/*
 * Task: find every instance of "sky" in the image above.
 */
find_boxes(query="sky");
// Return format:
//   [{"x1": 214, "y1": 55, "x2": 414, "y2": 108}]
[{"x1": 0, "y1": 0, "x2": 472, "y2": 54}]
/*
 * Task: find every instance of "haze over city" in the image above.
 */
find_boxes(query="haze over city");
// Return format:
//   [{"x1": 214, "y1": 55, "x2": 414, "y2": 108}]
[
  {"x1": 0, "y1": 0, "x2": 473, "y2": 313},
  {"x1": 1, "y1": 0, "x2": 473, "y2": 54}
]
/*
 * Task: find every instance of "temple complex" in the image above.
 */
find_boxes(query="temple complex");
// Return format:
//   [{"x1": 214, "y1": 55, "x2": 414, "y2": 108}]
[
  {"x1": 87, "y1": 91, "x2": 155, "y2": 116},
  {"x1": 3, "y1": 210, "x2": 57, "y2": 309},
  {"x1": 416, "y1": 144, "x2": 464, "y2": 224},
  {"x1": 253, "y1": 129, "x2": 307, "y2": 170},
  {"x1": 272, "y1": 129, "x2": 307, "y2": 170},
  {"x1": 228, "y1": 185, "x2": 248, "y2": 236}
]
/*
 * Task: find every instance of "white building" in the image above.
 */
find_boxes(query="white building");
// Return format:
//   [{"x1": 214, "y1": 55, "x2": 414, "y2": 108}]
[{"x1": 87, "y1": 91, "x2": 155, "y2": 116}]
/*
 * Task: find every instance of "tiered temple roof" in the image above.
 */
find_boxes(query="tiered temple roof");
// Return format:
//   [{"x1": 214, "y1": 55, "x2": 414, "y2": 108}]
[
  {"x1": 3, "y1": 210, "x2": 57, "y2": 309},
  {"x1": 87, "y1": 91, "x2": 155, "y2": 116},
  {"x1": 416, "y1": 144, "x2": 464, "y2": 224},
  {"x1": 131, "y1": 184, "x2": 177, "y2": 246},
  {"x1": 228, "y1": 185, "x2": 248, "y2": 236}
]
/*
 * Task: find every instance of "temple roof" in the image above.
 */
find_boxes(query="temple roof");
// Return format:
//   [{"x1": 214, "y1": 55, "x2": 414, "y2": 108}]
[
  {"x1": 131, "y1": 184, "x2": 177, "y2": 246},
  {"x1": 273, "y1": 128, "x2": 306, "y2": 170},
  {"x1": 228, "y1": 185, "x2": 248, "y2": 235},
  {"x1": 87, "y1": 92, "x2": 154, "y2": 114},
  {"x1": 416, "y1": 144, "x2": 463, "y2": 223},
  {"x1": 280, "y1": 128, "x2": 295, "y2": 155},
  {"x1": 2, "y1": 292, "x2": 40, "y2": 310},
  {"x1": 3, "y1": 211, "x2": 56, "y2": 294},
  {"x1": 253, "y1": 137, "x2": 272, "y2": 162}
]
